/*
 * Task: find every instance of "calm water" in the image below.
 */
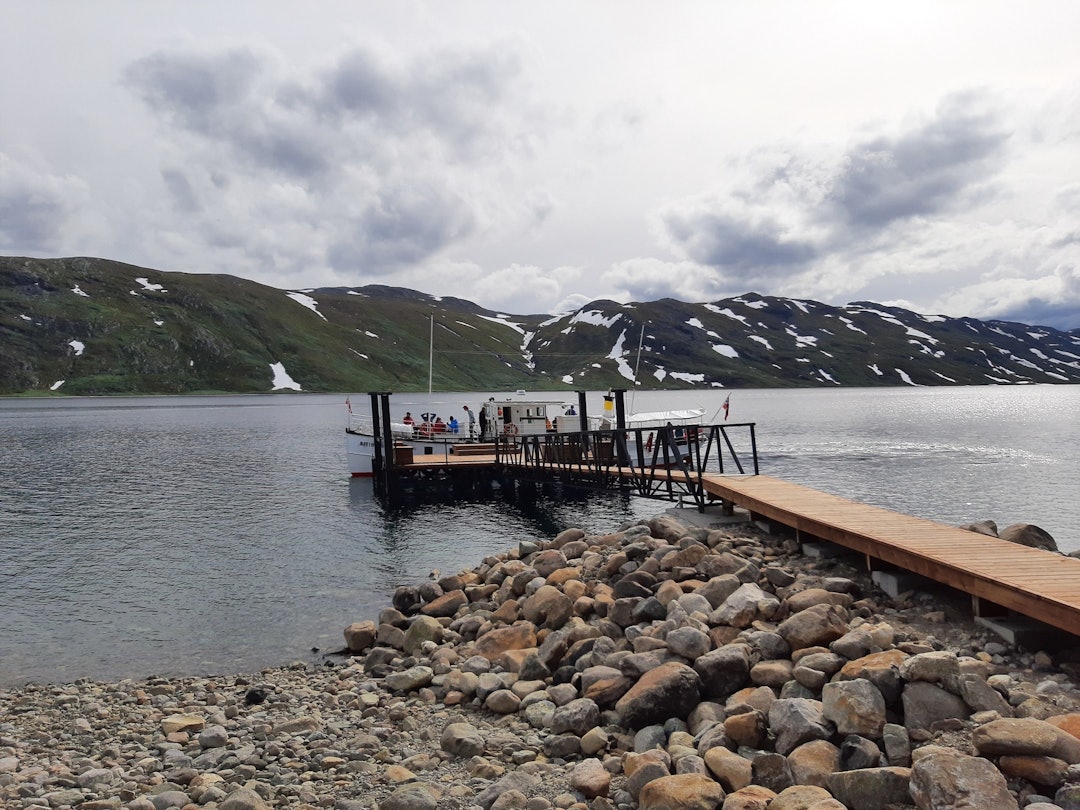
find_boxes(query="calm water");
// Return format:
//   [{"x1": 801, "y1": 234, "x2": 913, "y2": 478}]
[{"x1": 1, "y1": 386, "x2": 1077, "y2": 687}]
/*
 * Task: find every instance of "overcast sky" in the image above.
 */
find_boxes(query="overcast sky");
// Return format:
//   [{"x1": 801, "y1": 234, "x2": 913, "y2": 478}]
[{"x1": 3, "y1": 2, "x2": 1079, "y2": 328}]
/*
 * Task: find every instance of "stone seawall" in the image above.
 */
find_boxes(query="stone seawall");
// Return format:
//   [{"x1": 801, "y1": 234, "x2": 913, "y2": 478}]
[{"x1": 3, "y1": 513, "x2": 1080, "y2": 810}]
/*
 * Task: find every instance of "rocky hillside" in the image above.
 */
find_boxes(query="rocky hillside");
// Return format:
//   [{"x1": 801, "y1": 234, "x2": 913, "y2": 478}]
[{"x1": 2, "y1": 255, "x2": 1079, "y2": 395}]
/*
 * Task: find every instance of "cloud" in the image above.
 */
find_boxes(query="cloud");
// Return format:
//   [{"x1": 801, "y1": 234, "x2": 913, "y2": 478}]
[
  {"x1": 327, "y1": 181, "x2": 475, "y2": 274},
  {"x1": 552, "y1": 292, "x2": 594, "y2": 314},
  {"x1": 661, "y1": 207, "x2": 820, "y2": 277},
  {"x1": 0, "y1": 152, "x2": 88, "y2": 252},
  {"x1": 657, "y1": 94, "x2": 1011, "y2": 287},
  {"x1": 469, "y1": 263, "x2": 563, "y2": 314},
  {"x1": 121, "y1": 40, "x2": 543, "y2": 282},
  {"x1": 827, "y1": 92, "x2": 1009, "y2": 231},
  {"x1": 161, "y1": 168, "x2": 201, "y2": 214},
  {"x1": 933, "y1": 264, "x2": 1080, "y2": 330},
  {"x1": 602, "y1": 257, "x2": 732, "y2": 303},
  {"x1": 645, "y1": 92, "x2": 1058, "y2": 322},
  {"x1": 314, "y1": 43, "x2": 528, "y2": 161}
]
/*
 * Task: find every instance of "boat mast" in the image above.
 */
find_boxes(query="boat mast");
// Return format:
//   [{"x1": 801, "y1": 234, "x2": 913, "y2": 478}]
[
  {"x1": 630, "y1": 322, "x2": 645, "y2": 414},
  {"x1": 428, "y1": 313, "x2": 434, "y2": 396}
]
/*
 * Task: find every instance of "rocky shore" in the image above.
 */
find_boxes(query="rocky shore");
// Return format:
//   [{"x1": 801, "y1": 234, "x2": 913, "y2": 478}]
[{"x1": 4, "y1": 512, "x2": 1080, "y2": 810}]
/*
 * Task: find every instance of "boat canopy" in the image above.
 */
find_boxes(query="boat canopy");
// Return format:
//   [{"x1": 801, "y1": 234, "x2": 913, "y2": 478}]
[{"x1": 627, "y1": 409, "x2": 706, "y2": 427}]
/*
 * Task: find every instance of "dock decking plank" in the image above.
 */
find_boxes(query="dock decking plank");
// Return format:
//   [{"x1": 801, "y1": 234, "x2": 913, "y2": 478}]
[{"x1": 702, "y1": 474, "x2": 1080, "y2": 636}]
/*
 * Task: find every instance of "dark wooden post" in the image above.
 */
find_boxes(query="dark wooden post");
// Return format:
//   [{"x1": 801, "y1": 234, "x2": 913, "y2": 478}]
[
  {"x1": 368, "y1": 392, "x2": 384, "y2": 494},
  {"x1": 612, "y1": 388, "x2": 631, "y2": 465},
  {"x1": 379, "y1": 392, "x2": 395, "y2": 495},
  {"x1": 613, "y1": 388, "x2": 627, "y2": 431}
]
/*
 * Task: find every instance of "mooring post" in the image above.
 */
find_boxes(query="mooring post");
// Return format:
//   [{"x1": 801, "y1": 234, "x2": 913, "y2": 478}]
[
  {"x1": 367, "y1": 392, "x2": 384, "y2": 493},
  {"x1": 613, "y1": 388, "x2": 627, "y2": 431},
  {"x1": 379, "y1": 392, "x2": 395, "y2": 494},
  {"x1": 576, "y1": 390, "x2": 589, "y2": 452},
  {"x1": 613, "y1": 388, "x2": 631, "y2": 466}
]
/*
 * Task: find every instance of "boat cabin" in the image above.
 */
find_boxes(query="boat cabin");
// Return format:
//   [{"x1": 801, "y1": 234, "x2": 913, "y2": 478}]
[{"x1": 482, "y1": 399, "x2": 566, "y2": 438}]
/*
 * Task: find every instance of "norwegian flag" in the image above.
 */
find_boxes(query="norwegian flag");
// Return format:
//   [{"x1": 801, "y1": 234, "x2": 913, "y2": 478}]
[{"x1": 722, "y1": 394, "x2": 730, "y2": 421}]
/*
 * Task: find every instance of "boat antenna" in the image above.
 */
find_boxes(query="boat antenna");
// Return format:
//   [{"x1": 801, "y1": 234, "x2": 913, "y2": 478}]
[
  {"x1": 630, "y1": 321, "x2": 645, "y2": 414},
  {"x1": 428, "y1": 313, "x2": 434, "y2": 396}
]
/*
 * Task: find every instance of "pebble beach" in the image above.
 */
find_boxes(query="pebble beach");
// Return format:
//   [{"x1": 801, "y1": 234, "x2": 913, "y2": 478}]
[{"x1": 5, "y1": 511, "x2": 1080, "y2": 810}]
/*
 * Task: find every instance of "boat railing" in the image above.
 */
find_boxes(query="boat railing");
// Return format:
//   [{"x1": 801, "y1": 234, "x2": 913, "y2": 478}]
[
  {"x1": 349, "y1": 412, "x2": 476, "y2": 442},
  {"x1": 347, "y1": 414, "x2": 373, "y2": 434},
  {"x1": 492, "y1": 421, "x2": 758, "y2": 510}
]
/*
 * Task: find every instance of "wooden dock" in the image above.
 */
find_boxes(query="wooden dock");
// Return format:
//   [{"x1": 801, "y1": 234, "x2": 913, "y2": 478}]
[{"x1": 701, "y1": 474, "x2": 1080, "y2": 637}]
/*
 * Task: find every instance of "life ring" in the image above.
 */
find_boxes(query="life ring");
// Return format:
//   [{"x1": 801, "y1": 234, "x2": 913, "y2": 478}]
[{"x1": 504, "y1": 422, "x2": 519, "y2": 435}]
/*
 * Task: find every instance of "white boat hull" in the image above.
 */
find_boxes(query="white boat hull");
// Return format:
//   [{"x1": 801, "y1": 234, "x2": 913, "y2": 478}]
[
  {"x1": 346, "y1": 427, "x2": 476, "y2": 477},
  {"x1": 346, "y1": 429, "x2": 376, "y2": 477}
]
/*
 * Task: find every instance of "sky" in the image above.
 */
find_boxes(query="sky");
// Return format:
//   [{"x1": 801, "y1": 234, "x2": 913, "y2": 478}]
[{"x1": 3, "y1": 2, "x2": 1080, "y2": 329}]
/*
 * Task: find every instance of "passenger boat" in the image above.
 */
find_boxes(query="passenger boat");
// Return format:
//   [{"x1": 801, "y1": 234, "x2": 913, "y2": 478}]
[
  {"x1": 346, "y1": 392, "x2": 705, "y2": 477},
  {"x1": 346, "y1": 396, "x2": 566, "y2": 477}
]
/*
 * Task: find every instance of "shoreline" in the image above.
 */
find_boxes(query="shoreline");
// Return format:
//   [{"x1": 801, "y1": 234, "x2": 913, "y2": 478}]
[{"x1": 4, "y1": 512, "x2": 1080, "y2": 809}]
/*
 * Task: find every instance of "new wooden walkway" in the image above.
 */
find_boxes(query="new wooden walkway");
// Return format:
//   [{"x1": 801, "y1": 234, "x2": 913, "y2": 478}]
[{"x1": 701, "y1": 474, "x2": 1080, "y2": 637}]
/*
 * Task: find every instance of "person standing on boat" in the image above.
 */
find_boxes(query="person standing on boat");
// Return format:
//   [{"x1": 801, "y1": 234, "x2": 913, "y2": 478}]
[
  {"x1": 477, "y1": 405, "x2": 488, "y2": 440},
  {"x1": 463, "y1": 405, "x2": 476, "y2": 438},
  {"x1": 403, "y1": 412, "x2": 415, "y2": 426}
]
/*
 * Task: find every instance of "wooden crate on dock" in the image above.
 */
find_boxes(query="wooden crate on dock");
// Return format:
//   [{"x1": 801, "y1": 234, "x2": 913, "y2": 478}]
[
  {"x1": 393, "y1": 444, "x2": 414, "y2": 465},
  {"x1": 452, "y1": 444, "x2": 496, "y2": 456},
  {"x1": 544, "y1": 443, "x2": 582, "y2": 463}
]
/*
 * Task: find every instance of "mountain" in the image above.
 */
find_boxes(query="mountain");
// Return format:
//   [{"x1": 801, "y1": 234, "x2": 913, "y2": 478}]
[{"x1": 2, "y1": 255, "x2": 1079, "y2": 396}]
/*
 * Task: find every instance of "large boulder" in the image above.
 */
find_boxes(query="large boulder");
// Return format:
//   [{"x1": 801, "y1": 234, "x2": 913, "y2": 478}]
[
  {"x1": 901, "y1": 681, "x2": 969, "y2": 733},
  {"x1": 472, "y1": 622, "x2": 537, "y2": 661},
  {"x1": 787, "y1": 739, "x2": 841, "y2": 789},
  {"x1": 777, "y1": 603, "x2": 849, "y2": 650},
  {"x1": 637, "y1": 773, "x2": 725, "y2": 810},
  {"x1": 822, "y1": 679, "x2": 886, "y2": 738},
  {"x1": 616, "y1": 662, "x2": 702, "y2": 729},
  {"x1": 549, "y1": 697, "x2": 601, "y2": 736},
  {"x1": 521, "y1": 585, "x2": 574, "y2": 630},
  {"x1": 440, "y1": 722, "x2": 485, "y2": 757},
  {"x1": 910, "y1": 747, "x2": 1018, "y2": 809},
  {"x1": 768, "y1": 698, "x2": 834, "y2": 756},
  {"x1": 703, "y1": 746, "x2": 752, "y2": 792},
  {"x1": 827, "y1": 767, "x2": 913, "y2": 810},
  {"x1": 839, "y1": 650, "x2": 906, "y2": 705},
  {"x1": 694, "y1": 645, "x2": 751, "y2": 699},
  {"x1": 710, "y1": 583, "x2": 780, "y2": 628},
  {"x1": 1000, "y1": 523, "x2": 1058, "y2": 552},
  {"x1": 570, "y1": 757, "x2": 611, "y2": 799},
  {"x1": 419, "y1": 589, "x2": 467, "y2": 618},
  {"x1": 973, "y1": 717, "x2": 1080, "y2": 763},
  {"x1": 403, "y1": 615, "x2": 444, "y2": 655},
  {"x1": 343, "y1": 620, "x2": 376, "y2": 653}
]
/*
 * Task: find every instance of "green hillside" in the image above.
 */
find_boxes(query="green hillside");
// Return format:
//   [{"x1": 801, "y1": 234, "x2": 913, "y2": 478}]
[{"x1": 2, "y1": 256, "x2": 1078, "y2": 395}]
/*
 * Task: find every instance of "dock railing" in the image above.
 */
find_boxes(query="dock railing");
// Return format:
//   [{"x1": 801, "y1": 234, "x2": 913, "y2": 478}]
[{"x1": 494, "y1": 421, "x2": 758, "y2": 510}]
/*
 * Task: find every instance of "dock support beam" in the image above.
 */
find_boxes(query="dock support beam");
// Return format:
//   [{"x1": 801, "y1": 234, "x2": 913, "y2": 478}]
[{"x1": 369, "y1": 391, "x2": 395, "y2": 498}]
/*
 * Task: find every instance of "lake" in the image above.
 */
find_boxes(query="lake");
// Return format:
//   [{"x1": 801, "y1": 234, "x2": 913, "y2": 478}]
[{"x1": 1, "y1": 385, "x2": 1077, "y2": 687}]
